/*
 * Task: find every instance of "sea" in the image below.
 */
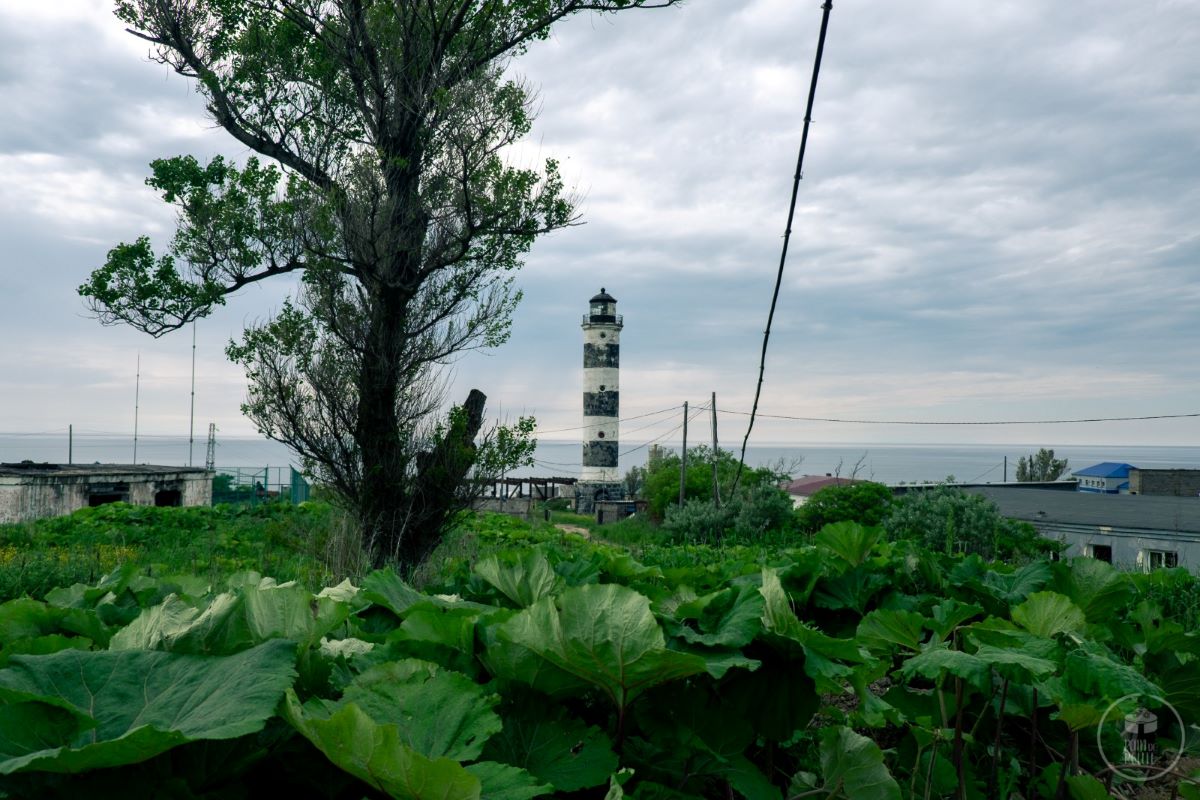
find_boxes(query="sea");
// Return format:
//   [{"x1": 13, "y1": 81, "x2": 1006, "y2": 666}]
[{"x1": 3, "y1": 433, "x2": 1199, "y2": 486}]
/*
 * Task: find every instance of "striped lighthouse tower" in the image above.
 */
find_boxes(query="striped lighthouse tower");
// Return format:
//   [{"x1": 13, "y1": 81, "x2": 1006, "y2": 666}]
[{"x1": 578, "y1": 288, "x2": 624, "y2": 513}]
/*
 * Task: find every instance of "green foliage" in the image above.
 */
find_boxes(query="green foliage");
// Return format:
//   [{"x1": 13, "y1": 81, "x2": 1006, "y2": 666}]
[
  {"x1": 884, "y1": 485, "x2": 1054, "y2": 560},
  {"x1": 1016, "y1": 447, "x2": 1071, "y2": 482},
  {"x1": 85, "y1": 0, "x2": 681, "y2": 572},
  {"x1": 2, "y1": 508, "x2": 1197, "y2": 797},
  {"x1": 797, "y1": 481, "x2": 894, "y2": 534},
  {"x1": 642, "y1": 446, "x2": 784, "y2": 520},
  {"x1": 0, "y1": 640, "x2": 296, "y2": 774},
  {"x1": 0, "y1": 502, "x2": 358, "y2": 602}
]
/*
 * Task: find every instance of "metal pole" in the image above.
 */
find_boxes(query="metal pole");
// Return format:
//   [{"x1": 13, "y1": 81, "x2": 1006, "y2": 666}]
[
  {"x1": 1004, "y1": 456, "x2": 1008, "y2": 483},
  {"x1": 679, "y1": 402, "x2": 688, "y2": 506},
  {"x1": 133, "y1": 352, "x2": 141, "y2": 464},
  {"x1": 711, "y1": 392, "x2": 721, "y2": 507},
  {"x1": 188, "y1": 322, "x2": 197, "y2": 467}
]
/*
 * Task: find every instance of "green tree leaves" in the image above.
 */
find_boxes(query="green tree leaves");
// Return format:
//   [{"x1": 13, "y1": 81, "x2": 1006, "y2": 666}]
[{"x1": 1016, "y1": 448, "x2": 1070, "y2": 482}]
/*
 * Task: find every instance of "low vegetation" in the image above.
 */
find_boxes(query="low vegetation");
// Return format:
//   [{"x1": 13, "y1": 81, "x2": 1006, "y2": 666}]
[{"x1": 0, "y1": 488, "x2": 1197, "y2": 797}]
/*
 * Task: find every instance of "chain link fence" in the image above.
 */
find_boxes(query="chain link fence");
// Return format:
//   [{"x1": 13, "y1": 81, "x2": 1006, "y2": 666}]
[{"x1": 212, "y1": 466, "x2": 311, "y2": 506}]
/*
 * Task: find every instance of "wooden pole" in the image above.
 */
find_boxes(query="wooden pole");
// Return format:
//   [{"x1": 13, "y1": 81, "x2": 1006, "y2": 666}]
[
  {"x1": 711, "y1": 392, "x2": 721, "y2": 507},
  {"x1": 679, "y1": 402, "x2": 688, "y2": 506}
]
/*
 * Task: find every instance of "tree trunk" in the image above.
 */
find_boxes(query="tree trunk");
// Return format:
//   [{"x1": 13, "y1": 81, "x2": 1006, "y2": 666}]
[{"x1": 356, "y1": 284, "x2": 409, "y2": 566}]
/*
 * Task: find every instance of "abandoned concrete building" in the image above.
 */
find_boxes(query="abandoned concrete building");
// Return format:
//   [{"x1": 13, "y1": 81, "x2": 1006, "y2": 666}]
[{"x1": 0, "y1": 462, "x2": 213, "y2": 524}]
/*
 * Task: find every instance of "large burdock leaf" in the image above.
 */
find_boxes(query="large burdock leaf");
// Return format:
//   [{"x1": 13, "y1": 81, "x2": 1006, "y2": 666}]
[
  {"x1": 788, "y1": 727, "x2": 901, "y2": 800},
  {"x1": 664, "y1": 583, "x2": 764, "y2": 649},
  {"x1": 970, "y1": 644, "x2": 1057, "y2": 681},
  {"x1": 362, "y1": 570, "x2": 492, "y2": 618},
  {"x1": 856, "y1": 609, "x2": 928, "y2": 655},
  {"x1": 341, "y1": 659, "x2": 501, "y2": 761},
  {"x1": 759, "y1": 569, "x2": 864, "y2": 691},
  {"x1": 814, "y1": 522, "x2": 882, "y2": 567},
  {"x1": 1053, "y1": 558, "x2": 1134, "y2": 622},
  {"x1": 465, "y1": 761, "x2": 553, "y2": 800},
  {"x1": 898, "y1": 646, "x2": 991, "y2": 692},
  {"x1": 475, "y1": 551, "x2": 563, "y2": 608},
  {"x1": 0, "y1": 639, "x2": 296, "y2": 774},
  {"x1": 478, "y1": 612, "x2": 588, "y2": 698},
  {"x1": 1011, "y1": 592, "x2": 1087, "y2": 639},
  {"x1": 497, "y1": 584, "x2": 706, "y2": 714},
  {"x1": 283, "y1": 693, "x2": 482, "y2": 800},
  {"x1": 481, "y1": 698, "x2": 618, "y2": 792},
  {"x1": 980, "y1": 562, "x2": 1052, "y2": 605},
  {"x1": 110, "y1": 581, "x2": 350, "y2": 654}
]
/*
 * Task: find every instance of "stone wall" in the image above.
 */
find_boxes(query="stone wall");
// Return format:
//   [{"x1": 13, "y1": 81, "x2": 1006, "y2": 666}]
[{"x1": 0, "y1": 469, "x2": 213, "y2": 524}]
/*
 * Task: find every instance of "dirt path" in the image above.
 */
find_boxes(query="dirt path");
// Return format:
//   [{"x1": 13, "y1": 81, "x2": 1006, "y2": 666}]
[{"x1": 554, "y1": 523, "x2": 591, "y2": 539}]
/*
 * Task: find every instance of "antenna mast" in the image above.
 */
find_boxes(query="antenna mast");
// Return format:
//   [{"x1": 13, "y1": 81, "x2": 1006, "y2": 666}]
[
  {"x1": 133, "y1": 352, "x2": 141, "y2": 463},
  {"x1": 205, "y1": 423, "x2": 217, "y2": 471},
  {"x1": 189, "y1": 322, "x2": 197, "y2": 466}
]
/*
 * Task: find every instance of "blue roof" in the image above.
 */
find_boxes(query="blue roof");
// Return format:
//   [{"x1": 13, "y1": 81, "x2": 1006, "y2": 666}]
[{"x1": 1073, "y1": 462, "x2": 1135, "y2": 479}]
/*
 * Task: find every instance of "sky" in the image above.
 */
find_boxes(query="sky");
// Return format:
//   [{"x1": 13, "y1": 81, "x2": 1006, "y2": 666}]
[{"x1": 0, "y1": 0, "x2": 1198, "y2": 452}]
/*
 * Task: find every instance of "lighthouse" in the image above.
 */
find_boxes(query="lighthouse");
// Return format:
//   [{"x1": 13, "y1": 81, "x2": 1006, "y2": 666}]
[{"x1": 578, "y1": 288, "x2": 624, "y2": 513}]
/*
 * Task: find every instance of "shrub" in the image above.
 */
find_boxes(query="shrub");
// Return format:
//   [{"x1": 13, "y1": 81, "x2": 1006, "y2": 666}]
[
  {"x1": 883, "y1": 485, "x2": 1053, "y2": 560},
  {"x1": 796, "y1": 482, "x2": 893, "y2": 534},
  {"x1": 663, "y1": 483, "x2": 796, "y2": 545}
]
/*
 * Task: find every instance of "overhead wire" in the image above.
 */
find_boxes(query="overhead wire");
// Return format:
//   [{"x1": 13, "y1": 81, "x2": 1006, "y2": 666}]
[
  {"x1": 531, "y1": 405, "x2": 679, "y2": 435},
  {"x1": 716, "y1": 408, "x2": 1200, "y2": 425},
  {"x1": 732, "y1": 0, "x2": 834, "y2": 496}
]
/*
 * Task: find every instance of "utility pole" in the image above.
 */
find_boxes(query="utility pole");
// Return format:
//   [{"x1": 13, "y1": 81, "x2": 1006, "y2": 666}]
[
  {"x1": 1003, "y1": 456, "x2": 1008, "y2": 483},
  {"x1": 133, "y1": 353, "x2": 141, "y2": 464},
  {"x1": 679, "y1": 402, "x2": 688, "y2": 506},
  {"x1": 189, "y1": 322, "x2": 197, "y2": 467},
  {"x1": 205, "y1": 423, "x2": 216, "y2": 471},
  {"x1": 710, "y1": 392, "x2": 720, "y2": 507}
]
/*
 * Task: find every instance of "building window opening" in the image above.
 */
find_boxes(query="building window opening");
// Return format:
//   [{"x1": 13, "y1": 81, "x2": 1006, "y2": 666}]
[
  {"x1": 597, "y1": 431, "x2": 605, "y2": 438},
  {"x1": 1090, "y1": 544, "x2": 1112, "y2": 563},
  {"x1": 154, "y1": 489, "x2": 182, "y2": 507},
  {"x1": 1147, "y1": 550, "x2": 1178, "y2": 570},
  {"x1": 88, "y1": 493, "x2": 124, "y2": 507}
]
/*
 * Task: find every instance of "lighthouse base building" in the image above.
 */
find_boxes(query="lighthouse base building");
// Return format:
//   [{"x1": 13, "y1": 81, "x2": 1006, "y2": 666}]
[{"x1": 576, "y1": 288, "x2": 625, "y2": 514}]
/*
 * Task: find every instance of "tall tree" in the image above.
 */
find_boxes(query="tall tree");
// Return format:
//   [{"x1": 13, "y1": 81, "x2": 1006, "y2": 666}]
[
  {"x1": 81, "y1": 0, "x2": 681, "y2": 568},
  {"x1": 1016, "y1": 448, "x2": 1070, "y2": 482}
]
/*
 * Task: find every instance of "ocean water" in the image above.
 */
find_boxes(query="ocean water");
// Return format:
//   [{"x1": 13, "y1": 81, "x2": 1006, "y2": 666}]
[{"x1": 2, "y1": 433, "x2": 1198, "y2": 486}]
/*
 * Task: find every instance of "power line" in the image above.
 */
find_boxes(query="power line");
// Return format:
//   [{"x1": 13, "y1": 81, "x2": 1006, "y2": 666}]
[
  {"x1": 619, "y1": 405, "x2": 706, "y2": 458},
  {"x1": 531, "y1": 405, "x2": 679, "y2": 435},
  {"x1": 716, "y1": 409, "x2": 1200, "y2": 425},
  {"x1": 966, "y1": 462, "x2": 1002, "y2": 483},
  {"x1": 733, "y1": 0, "x2": 835, "y2": 495}
]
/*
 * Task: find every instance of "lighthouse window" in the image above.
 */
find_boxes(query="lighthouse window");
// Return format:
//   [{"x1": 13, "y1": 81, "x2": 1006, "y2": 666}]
[
  {"x1": 597, "y1": 431, "x2": 605, "y2": 438},
  {"x1": 599, "y1": 332, "x2": 606, "y2": 339}
]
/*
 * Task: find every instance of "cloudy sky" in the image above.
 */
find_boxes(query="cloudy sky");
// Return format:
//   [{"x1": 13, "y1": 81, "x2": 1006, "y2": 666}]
[{"x1": 1, "y1": 0, "x2": 1198, "y2": 451}]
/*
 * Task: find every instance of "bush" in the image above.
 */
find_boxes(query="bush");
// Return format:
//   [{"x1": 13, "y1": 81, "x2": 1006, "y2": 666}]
[
  {"x1": 663, "y1": 483, "x2": 796, "y2": 546},
  {"x1": 883, "y1": 486, "x2": 1053, "y2": 560},
  {"x1": 796, "y1": 482, "x2": 893, "y2": 534},
  {"x1": 642, "y1": 446, "x2": 785, "y2": 519}
]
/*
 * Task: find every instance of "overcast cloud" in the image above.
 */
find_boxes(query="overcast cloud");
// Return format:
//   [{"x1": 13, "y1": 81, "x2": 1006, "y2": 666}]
[{"x1": 0, "y1": 0, "x2": 1197, "y2": 451}]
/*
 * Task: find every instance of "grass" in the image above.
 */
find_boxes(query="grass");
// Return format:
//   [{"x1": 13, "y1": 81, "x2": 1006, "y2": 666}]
[{"x1": 0, "y1": 501, "x2": 367, "y2": 601}]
